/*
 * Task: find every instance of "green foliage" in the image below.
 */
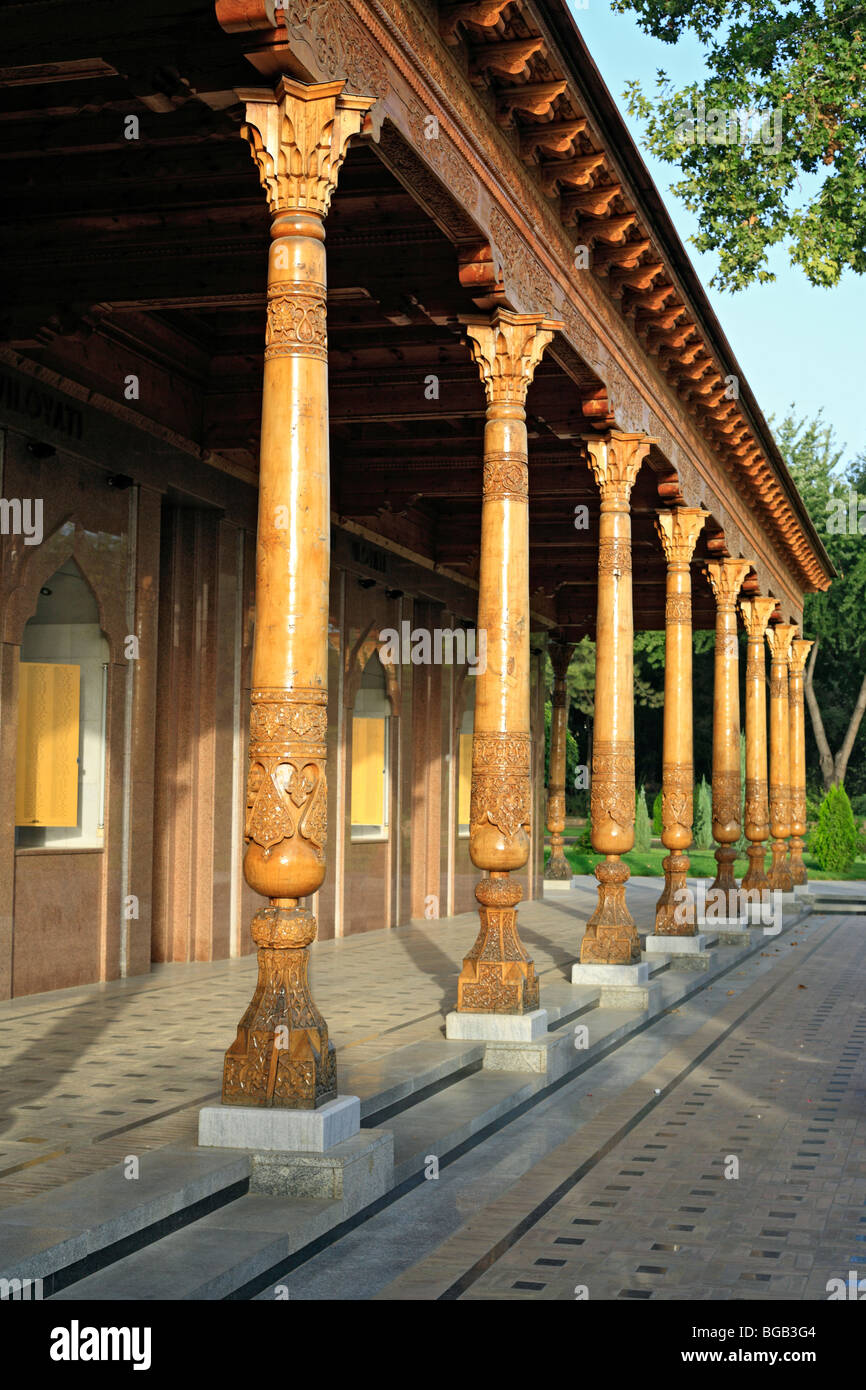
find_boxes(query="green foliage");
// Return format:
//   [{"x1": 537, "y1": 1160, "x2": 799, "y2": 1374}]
[
  {"x1": 652, "y1": 787, "x2": 663, "y2": 836},
  {"x1": 777, "y1": 410, "x2": 866, "y2": 796},
  {"x1": 693, "y1": 776, "x2": 713, "y2": 850},
  {"x1": 616, "y1": 1, "x2": 866, "y2": 289},
  {"x1": 811, "y1": 784, "x2": 860, "y2": 874},
  {"x1": 634, "y1": 784, "x2": 653, "y2": 852},
  {"x1": 576, "y1": 818, "x2": 593, "y2": 852}
]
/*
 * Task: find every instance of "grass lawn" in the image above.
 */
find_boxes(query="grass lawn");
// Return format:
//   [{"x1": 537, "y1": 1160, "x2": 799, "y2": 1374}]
[{"x1": 546, "y1": 842, "x2": 866, "y2": 881}]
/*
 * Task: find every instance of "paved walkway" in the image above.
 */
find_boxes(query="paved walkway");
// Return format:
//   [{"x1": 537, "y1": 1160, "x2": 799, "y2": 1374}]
[
  {"x1": 249, "y1": 903, "x2": 865, "y2": 1301},
  {"x1": 2, "y1": 879, "x2": 864, "y2": 1304},
  {"x1": 0, "y1": 877, "x2": 647, "y2": 1208}
]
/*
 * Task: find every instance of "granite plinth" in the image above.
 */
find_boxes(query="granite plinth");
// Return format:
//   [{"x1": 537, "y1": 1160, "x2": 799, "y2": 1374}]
[{"x1": 198, "y1": 1096, "x2": 360, "y2": 1154}]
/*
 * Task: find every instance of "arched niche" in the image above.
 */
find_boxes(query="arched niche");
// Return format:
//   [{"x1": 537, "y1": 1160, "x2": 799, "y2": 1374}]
[{"x1": 15, "y1": 557, "x2": 110, "y2": 849}]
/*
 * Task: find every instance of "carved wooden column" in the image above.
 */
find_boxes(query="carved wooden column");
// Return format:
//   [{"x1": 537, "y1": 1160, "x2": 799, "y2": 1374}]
[
  {"x1": 545, "y1": 640, "x2": 575, "y2": 880},
  {"x1": 739, "y1": 597, "x2": 777, "y2": 895},
  {"x1": 705, "y1": 560, "x2": 750, "y2": 912},
  {"x1": 456, "y1": 309, "x2": 560, "y2": 1013},
  {"x1": 654, "y1": 509, "x2": 707, "y2": 933},
  {"x1": 221, "y1": 78, "x2": 373, "y2": 1109},
  {"x1": 766, "y1": 622, "x2": 797, "y2": 892},
  {"x1": 580, "y1": 431, "x2": 655, "y2": 964},
  {"x1": 788, "y1": 636, "x2": 814, "y2": 885}
]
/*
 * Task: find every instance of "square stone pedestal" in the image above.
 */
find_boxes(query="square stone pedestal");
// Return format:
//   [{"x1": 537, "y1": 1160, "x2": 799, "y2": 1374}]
[
  {"x1": 445, "y1": 1009, "x2": 548, "y2": 1042},
  {"x1": 571, "y1": 961, "x2": 660, "y2": 1010},
  {"x1": 198, "y1": 1095, "x2": 360, "y2": 1153},
  {"x1": 249, "y1": 1130, "x2": 395, "y2": 1218},
  {"x1": 543, "y1": 879, "x2": 573, "y2": 892},
  {"x1": 644, "y1": 933, "x2": 717, "y2": 972}
]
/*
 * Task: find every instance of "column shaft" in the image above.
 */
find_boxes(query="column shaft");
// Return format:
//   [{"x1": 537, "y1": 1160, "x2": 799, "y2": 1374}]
[
  {"x1": 705, "y1": 560, "x2": 750, "y2": 912},
  {"x1": 457, "y1": 310, "x2": 559, "y2": 1013},
  {"x1": 545, "y1": 641, "x2": 575, "y2": 880},
  {"x1": 580, "y1": 432, "x2": 655, "y2": 964},
  {"x1": 221, "y1": 78, "x2": 373, "y2": 1109},
  {"x1": 788, "y1": 637, "x2": 813, "y2": 885},
  {"x1": 740, "y1": 598, "x2": 777, "y2": 896},
  {"x1": 766, "y1": 623, "x2": 797, "y2": 892},
  {"x1": 654, "y1": 509, "x2": 707, "y2": 934}
]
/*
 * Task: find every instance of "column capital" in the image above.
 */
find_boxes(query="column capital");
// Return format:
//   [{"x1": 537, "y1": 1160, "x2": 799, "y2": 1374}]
[
  {"x1": 585, "y1": 430, "x2": 657, "y2": 508},
  {"x1": 739, "y1": 595, "x2": 777, "y2": 640},
  {"x1": 766, "y1": 622, "x2": 797, "y2": 663},
  {"x1": 461, "y1": 309, "x2": 562, "y2": 407},
  {"x1": 655, "y1": 508, "x2": 708, "y2": 566},
  {"x1": 239, "y1": 77, "x2": 375, "y2": 219},
  {"x1": 705, "y1": 558, "x2": 750, "y2": 609},
  {"x1": 789, "y1": 637, "x2": 814, "y2": 673},
  {"x1": 549, "y1": 640, "x2": 574, "y2": 684}
]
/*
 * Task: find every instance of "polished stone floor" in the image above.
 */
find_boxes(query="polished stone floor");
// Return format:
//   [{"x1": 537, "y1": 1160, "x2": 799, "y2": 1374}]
[{"x1": 1, "y1": 879, "x2": 863, "y2": 1302}]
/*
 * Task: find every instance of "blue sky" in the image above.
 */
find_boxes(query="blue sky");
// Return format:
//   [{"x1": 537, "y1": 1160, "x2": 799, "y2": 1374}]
[{"x1": 569, "y1": 1, "x2": 865, "y2": 466}]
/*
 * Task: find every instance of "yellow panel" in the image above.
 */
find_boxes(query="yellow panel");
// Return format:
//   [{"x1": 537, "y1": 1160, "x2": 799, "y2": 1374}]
[
  {"x1": 458, "y1": 731, "x2": 473, "y2": 827},
  {"x1": 15, "y1": 663, "x2": 80, "y2": 827},
  {"x1": 351, "y1": 717, "x2": 386, "y2": 827}
]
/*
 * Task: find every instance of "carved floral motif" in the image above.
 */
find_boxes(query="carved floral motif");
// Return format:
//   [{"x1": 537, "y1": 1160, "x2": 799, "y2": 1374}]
[{"x1": 265, "y1": 286, "x2": 327, "y2": 361}]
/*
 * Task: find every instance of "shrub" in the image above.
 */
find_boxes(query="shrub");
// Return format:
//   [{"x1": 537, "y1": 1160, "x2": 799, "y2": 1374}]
[
  {"x1": 811, "y1": 784, "x2": 859, "y2": 875},
  {"x1": 652, "y1": 788, "x2": 663, "y2": 837},
  {"x1": 693, "y1": 776, "x2": 713, "y2": 850},
  {"x1": 634, "y1": 784, "x2": 652, "y2": 852},
  {"x1": 576, "y1": 818, "x2": 592, "y2": 852}
]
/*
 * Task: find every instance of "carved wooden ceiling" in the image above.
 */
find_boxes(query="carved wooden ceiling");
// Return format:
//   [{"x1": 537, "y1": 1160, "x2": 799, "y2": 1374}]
[{"x1": 0, "y1": 0, "x2": 828, "y2": 638}]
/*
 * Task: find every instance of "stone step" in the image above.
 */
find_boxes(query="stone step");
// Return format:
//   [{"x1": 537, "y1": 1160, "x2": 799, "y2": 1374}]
[
  {"x1": 48, "y1": 1193, "x2": 341, "y2": 1301},
  {"x1": 0, "y1": 1146, "x2": 250, "y2": 1294},
  {"x1": 10, "y1": 901, "x2": 812, "y2": 1302}
]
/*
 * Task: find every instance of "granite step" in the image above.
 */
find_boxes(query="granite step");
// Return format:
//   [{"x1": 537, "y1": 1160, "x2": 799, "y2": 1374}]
[{"x1": 0, "y1": 1146, "x2": 250, "y2": 1295}]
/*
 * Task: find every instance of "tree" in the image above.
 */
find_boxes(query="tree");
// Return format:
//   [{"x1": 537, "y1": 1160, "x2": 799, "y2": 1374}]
[
  {"x1": 616, "y1": 0, "x2": 866, "y2": 289},
  {"x1": 776, "y1": 410, "x2": 866, "y2": 790}
]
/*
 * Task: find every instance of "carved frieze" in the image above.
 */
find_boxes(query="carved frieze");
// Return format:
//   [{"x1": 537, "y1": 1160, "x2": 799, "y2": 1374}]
[
  {"x1": 265, "y1": 285, "x2": 328, "y2": 361},
  {"x1": 246, "y1": 688, "x2": 328, "y2": 858},
  {"x1": 482, "y1": 451, "x2": 528, "y2": 501}
]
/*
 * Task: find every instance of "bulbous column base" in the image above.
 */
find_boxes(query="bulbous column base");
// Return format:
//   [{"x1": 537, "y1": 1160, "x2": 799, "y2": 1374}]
[
  {"x1": 655, "y1": 852, "x2": 694, "y2": 935},
  {"x1": 740, "y1": 842, "x2": 769, "y2": 892},
  {"x1": 709, "y1": 844, "x2": 740, "y2": 914},
  {"x1": 788, "y1": 836, "x2": 808, "y2": 885},
  {"x1": 545, "y1": 832, "x2": 571, "y2": 880},
  {"x1": 768, "y1": 839, "x2": 794, "y2": 892},
  {"x1": 222, "y1": 905, "x2": 336, "y2": 1110},
  {"x1": 580, "y1": 858, "x2": 641, "y2": 963},
  {"x1": 457, "y1": 874, "x2": 539, "y2": 1014}
]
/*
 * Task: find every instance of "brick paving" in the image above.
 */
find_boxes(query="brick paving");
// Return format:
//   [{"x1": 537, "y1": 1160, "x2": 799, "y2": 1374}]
[
  {"x1": 374, "y1": 910, "x2": 866, "y2": 1301},
  {"x1": 0, "y1": 880, "x2": 626, "y2": 1207}
]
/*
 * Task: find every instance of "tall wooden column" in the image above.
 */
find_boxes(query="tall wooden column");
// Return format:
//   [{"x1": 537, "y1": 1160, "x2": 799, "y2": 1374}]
[
  {"x1": 580, "y1": 431, "x2": 655, "y2": 964},
  {"x1": 654, "y1": 508, "x2": 707, "y2": 934},
  {"x1": 221, "y1": 78, "x2": 373, "y2": 1109},
  {"x1": 788, "y1": 636, "x2": 814, "y2": 885},
  {"x1": 766, "y1": 622, "x2": 797, "y2": 892},
  {"x1": 456, "y1": 309, "x2": 560, "y2": 1013},
  {"x1": 739, "y1": 597, "x2": 777, "y2": 894},
  {"x1": 545, "y1": 640, "x2": 575, "y2": 880},
  {"x1": 705, "y1": 560, "x2": 750, "y2": 912}
]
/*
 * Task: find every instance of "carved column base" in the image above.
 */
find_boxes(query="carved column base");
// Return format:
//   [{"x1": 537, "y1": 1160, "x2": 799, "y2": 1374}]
[
  {"x1": 767, "y1": 839, "x2": 794, "y2": 892},
  {"x1": 545, "y1": 832, "x2": 571, "y2": 880},
  {"x1": 222, "y1": 904, "x2": 336, "y2": 1111},
  {"x1": 456, "y1": 874, "x2": 539, "y2": 1014},
  {"x1": 655, "y1": 852, "x2": 694, "y2": 935},
  {"x1": 741, "y1": 843, "x2": 769, "y2": 893},
  {"x1": 788, "y1": 836, "x2": 808, "y2": 885},
  {"x1": 709, "y1": 845, "x2": 740, "y2": 913},
  {"x1": 580, "y1": 858, "x2": 641, "y2": 963}
]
